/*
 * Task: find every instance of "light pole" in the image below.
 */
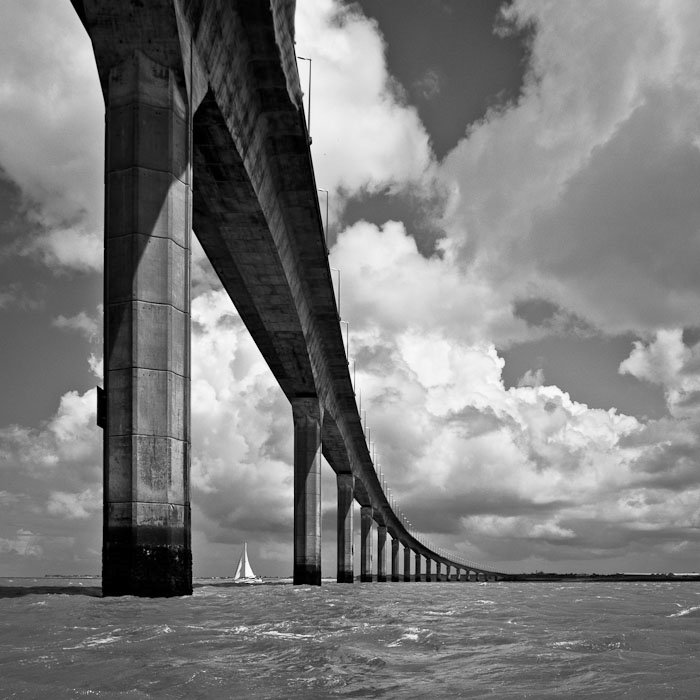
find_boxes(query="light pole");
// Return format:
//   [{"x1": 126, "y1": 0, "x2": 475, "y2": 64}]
[{"x1": 296, "y1": 55, "x2": 312, "y2": 139}]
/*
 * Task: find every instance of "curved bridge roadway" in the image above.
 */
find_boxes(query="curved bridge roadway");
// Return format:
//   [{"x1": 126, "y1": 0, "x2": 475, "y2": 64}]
[{"x1": 71, "y1": 0, "x2": 511, "y2": 595}]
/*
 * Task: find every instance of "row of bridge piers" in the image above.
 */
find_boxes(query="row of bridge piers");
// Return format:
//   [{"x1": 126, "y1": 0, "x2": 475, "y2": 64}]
[
  {"x1": 342, "y1": 497, "x2": 499, "y2": 584},
  {"x1": 292, "y1": 398, "x2": 501, "y2": 585}
]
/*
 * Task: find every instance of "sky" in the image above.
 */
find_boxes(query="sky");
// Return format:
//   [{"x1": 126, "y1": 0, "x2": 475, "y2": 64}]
[{"x1": 1, "y1": 0, "x2": 700, "y2": 577}]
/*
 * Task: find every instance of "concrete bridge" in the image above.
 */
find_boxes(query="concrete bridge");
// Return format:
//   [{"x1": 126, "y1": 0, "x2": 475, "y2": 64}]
[{"x1": 71, "y1": 0, "x2": 510, "y2": 595}]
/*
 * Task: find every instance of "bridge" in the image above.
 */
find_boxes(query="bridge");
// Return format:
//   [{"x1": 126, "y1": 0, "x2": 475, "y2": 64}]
[{"x1": 71, "y1": 0, "x2": 511, "y2": 595}]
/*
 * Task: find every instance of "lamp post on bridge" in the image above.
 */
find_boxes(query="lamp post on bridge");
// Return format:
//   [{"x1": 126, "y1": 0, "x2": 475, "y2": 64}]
[{"x1": 296, "y1": 55, "x2": 312, "y2": 140}]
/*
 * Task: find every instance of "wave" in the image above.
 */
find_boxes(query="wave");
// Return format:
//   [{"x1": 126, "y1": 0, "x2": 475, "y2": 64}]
[{"x1": 668, "y1": 604, "x2": 700, "y2": 618}]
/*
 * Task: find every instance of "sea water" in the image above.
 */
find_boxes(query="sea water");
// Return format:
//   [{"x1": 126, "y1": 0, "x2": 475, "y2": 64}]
[{"x1": 0, "y1": 578, "x2": 698, "y2": 698}]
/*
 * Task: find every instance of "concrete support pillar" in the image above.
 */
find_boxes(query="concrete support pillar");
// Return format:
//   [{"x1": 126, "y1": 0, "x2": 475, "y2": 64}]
[
  {"x1": 102, "y1": 51, "x2": 192, "y2": 597},
  {"x1": 435, "y1": 561, "x2": 442, "y2": 581},
  {"x1": 292, "y1": 397, "x2": 323, "y2": 585},
  {"x1": 360, "y1": 506, "x2": 373, "y2": 582},
  {"x1": 376, "y1": 524, "x2": 387, "y2": 582},
  {"x1": 446, "y1": 564, "x2": 452, "y2": 581},
  {"x1": 414, "y1": 552, "x2": 422, "y2": 581},
  {"x1": 403, "y1": 544, "x2": 411, "y2": 582},
  {"x1": 391, "y1": 536, "x2": 400, "y2": 582},
  {"x1": 336, "y1": 474, "x2": 354, "y2": 583},
  {"x1": 425, "y1": 558, "x2": 432, "y2": 582}
]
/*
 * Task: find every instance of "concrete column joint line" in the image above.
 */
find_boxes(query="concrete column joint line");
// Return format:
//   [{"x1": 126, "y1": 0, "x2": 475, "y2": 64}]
[
  {"x1": 108, "y1": 366, "x2": 190, "y2": 380},
  {"x1": 108, "y1": 165, "x2": 190, "y2": 186},
  {"x1": 106, "y1": 231, "x2": 191, "y2": 252},
  {"x1": 107, "y1": 432, "x2": 190, "y2": 441}
]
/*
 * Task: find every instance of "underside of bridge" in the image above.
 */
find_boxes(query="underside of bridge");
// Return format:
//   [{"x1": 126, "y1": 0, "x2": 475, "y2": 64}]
[{"x1": 70, "y1": 0, "x2": 506, "y2": 596}]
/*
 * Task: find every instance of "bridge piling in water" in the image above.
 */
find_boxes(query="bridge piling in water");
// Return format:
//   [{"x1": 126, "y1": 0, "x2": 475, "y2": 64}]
[
  {"x1": 414, "y1": 551, "x2": 422, "y2": 582},
  {"x1": 376, "y1": 524, "x2": 387, "y2": 582},
  {"x1": 360, "y1": 506, "x2": 373, "y2": 582},
  {"x1": 102, "y1": 50, "x2": 193, "y2": 598},
  {"x1": 292, "y1": 398, "x2": 323, "y2": 585},
  {"x1": 391, "y1": 536, "x2": 400, "y2": 581},
  {"x1": 336, "y1": 474, "x2": 354, "y2": 583},
  {"x1": 403, "y1": 544, "x2": 411, "y2": 582}
]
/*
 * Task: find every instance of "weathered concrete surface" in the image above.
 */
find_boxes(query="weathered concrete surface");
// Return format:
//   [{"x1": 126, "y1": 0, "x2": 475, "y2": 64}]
[
  {"x1": 292, "y1": 398, "x2": 323, "y2": 585},
  {"x1": 391, "y1": 537, "x2": 400, "y2": 582},
  {"x1": 102, "y1": 49, "x2": 192, "y2": 597},
  {"x1": 360, "y1": 506, "x2": 373, "y2": 583},
  {"x1": 376, "y1": 525, "x2": 387, "y2": 582},
  {"x1": 336, "y1": 474, "x2": 354, "y2": 583}
]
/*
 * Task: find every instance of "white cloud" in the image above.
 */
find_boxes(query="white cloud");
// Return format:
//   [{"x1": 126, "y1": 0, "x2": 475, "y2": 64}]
[
  {"x1": 620, "y1": 329, "x2": 700, "y2": 418},
  {"x1": 47, "y1": 487, "x2": 101, "y2": 520},
  {"x1": 0, "y1": 388, "x2": 100, "y2": 476},
  {"x1": 439, "y1": 0, "x2": 700, "y2": 336},
  {"x1": 0, "y1": 0, "x2": 103, "y2": 272},
  {"x1": 295, "y1": 0, "x2": 436, "y2": 207},
  {"x1": 0, "y1": 530, "x2": 43, "y2": 557},
  {"x1": 517, "y1": 368, "x2": 545, "y2": 388},
  {"x1": 53, "y1": 306, "x2": 102, "y2": 342}
]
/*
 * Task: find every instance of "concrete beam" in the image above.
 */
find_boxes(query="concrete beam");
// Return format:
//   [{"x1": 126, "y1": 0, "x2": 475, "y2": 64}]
[
  {"x1": 102, "y1": 50, "x2": 192, "y2": 597},
  {"x1": 292, "y1": 397, "x2": 323, "y2": 585},
  {"x1": 336, "y1": 474, "x2": 354, "y2": 583}
]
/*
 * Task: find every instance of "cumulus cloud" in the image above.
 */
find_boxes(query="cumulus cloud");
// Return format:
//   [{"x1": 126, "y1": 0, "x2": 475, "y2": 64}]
[
  {"x1": 0, "y1": 530, "x2": 43, "y2": 558},
  {"x1": 0, "y1": 0, "x2": 103, "y2": 272},
  {"x1": 440, "y1": 0, "x2": 700, "y2": 336},
  {"x1": 517, "y1": 368, "x2": 545, "y2": 388},
  {"x1": 47, "y1": 487, "x2": 101, "y2": 520},
  {"x1": 53, "y1": 306, "x2": 102, "y2": 342},
  {"x1": 295, "y1": 0, "x2": 436, "y2": 206},
  {"x1": 189, "y1": 289, "x2": 294, "y2": 545},
  {"x1": 620, "y1": 329, "x2": 700, "y2": 418}
]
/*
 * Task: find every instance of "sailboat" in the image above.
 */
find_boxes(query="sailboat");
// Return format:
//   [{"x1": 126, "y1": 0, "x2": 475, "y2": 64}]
[{"x1": 233, "y1": 542, "x2": 263, "y2": 583}]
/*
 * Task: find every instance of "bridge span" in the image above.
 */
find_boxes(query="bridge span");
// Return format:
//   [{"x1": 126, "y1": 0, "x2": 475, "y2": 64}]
[{"x1": 71, "y1": 0, "x2": 510, "y2": 595}]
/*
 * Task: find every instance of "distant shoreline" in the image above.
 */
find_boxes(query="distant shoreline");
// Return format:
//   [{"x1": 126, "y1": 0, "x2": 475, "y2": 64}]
[{"x1": 502, "y1": 573, "x2": 700, "y2": 582}]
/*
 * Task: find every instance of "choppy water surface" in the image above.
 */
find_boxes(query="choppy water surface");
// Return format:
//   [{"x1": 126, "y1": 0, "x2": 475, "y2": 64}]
[{"x1": 1, "y1": 578, "x2": 698, "y2": 698}]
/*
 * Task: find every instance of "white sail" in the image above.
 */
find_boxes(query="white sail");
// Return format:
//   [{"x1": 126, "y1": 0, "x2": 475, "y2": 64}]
[{"x1": 234, "y1": 542, "x2": 259, "y2": 581}]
